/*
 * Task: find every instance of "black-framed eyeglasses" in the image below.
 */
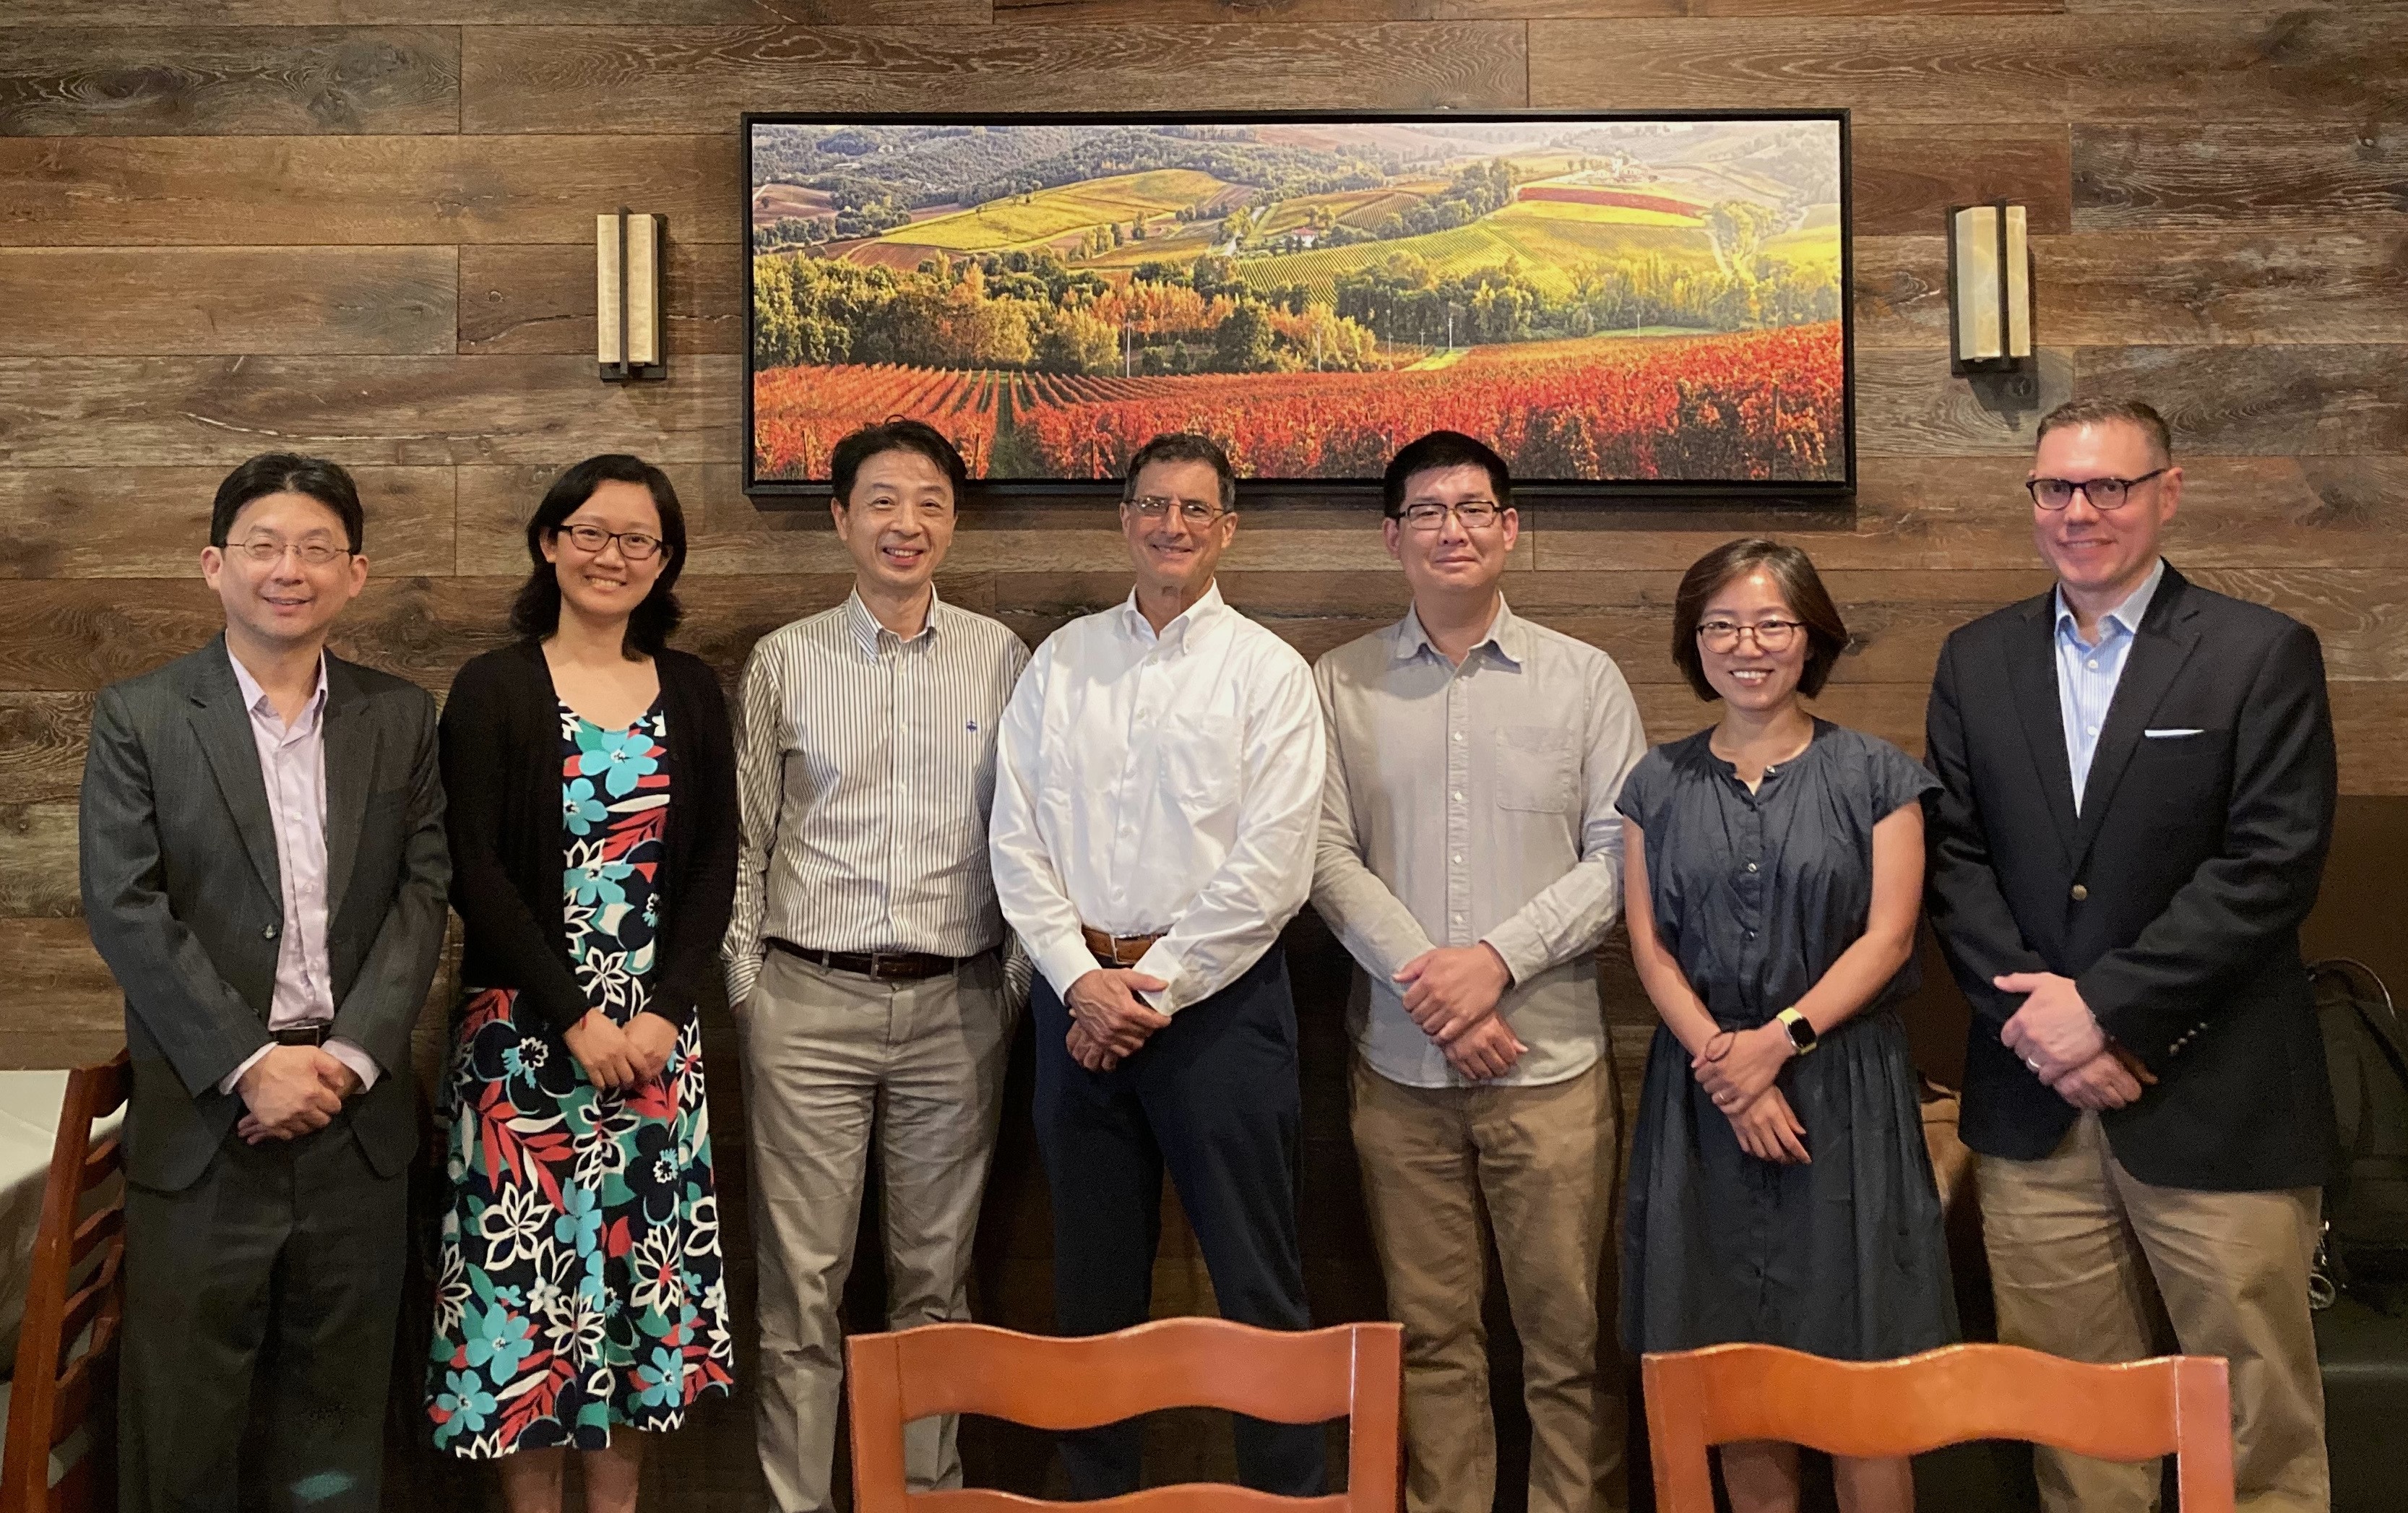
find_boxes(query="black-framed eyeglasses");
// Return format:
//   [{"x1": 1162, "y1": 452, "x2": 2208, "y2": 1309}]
[
  {"x1": 1127, "y1": 496, "x2": 1227, "y2": 525},
  {"x1": 555, "y1": 522, "x2": 665, "y2": 560},
  {"x1": 1396, "y1": 500, "x2": 1504, "y2": 532},
  {"x1": 2026, "y1": 469, "x2": 2168, "y2": 512},
  {"x1": 1697, "y1": 618, "x2": 1806, "y2": 652}
]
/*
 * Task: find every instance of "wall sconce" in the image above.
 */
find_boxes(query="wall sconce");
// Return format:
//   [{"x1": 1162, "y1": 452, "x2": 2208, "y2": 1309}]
[
  {"x1": 1947, "y1": 201, "x2": 2032, "y2": 375},
  {"x1": 597, "y1": 208, "x2": 665, "y2": 382}
]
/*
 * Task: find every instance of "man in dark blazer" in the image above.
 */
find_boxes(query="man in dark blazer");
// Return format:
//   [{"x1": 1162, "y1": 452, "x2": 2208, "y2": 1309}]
[
  {"x1": 1925, "y1": 398, "x2": 2336, "y2": 1513},
  {"x1": 79, "y1": 454, "x2": 449, "y2": 1513}
]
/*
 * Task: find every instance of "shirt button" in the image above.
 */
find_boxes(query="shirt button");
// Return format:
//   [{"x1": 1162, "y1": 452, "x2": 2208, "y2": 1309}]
[
  {"x1": 2071, "y1": 884, "x2": 2089, "y2": 902},
  {"x1": 262, "y1": 923, "x2": 279, "y2": 940},
  {"x1": 1745, "y1": 862, "x2": 1758, "y2": 873},
  {"x1": 2086, "y1": 660, "x2": 2099, "y2": 671},
  {"x1": 1451, "y1": 731, "x2": 1464, "y2": 743},
  {"x1": 2086, "y1": 724, "x2": 2099, "y2": 735},
  {"x1": 1451, "y1": 854, "x2": 1462, "y2": 864},
  {"x1": 1451, "y1": 791, "x2": 1463, "y2": 802}
]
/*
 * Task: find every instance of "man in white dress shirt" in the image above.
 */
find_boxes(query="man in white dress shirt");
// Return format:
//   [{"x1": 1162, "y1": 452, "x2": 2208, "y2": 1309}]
[
  {"x1": 990, "y1": 431, "x2": 1327, "y2": 1500},
  {"x1": 1313, "y1": 431, "x2": 1644, "y2": 1513},
  {"x1": 723, "y1": 421, "x2": 1031, "y2": 1513}
]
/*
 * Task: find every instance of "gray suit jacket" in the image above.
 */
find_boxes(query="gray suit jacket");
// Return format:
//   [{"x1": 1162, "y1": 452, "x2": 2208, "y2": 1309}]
[{"x1": 79, "y1": 636, "x2": 450, "y2": 1191}]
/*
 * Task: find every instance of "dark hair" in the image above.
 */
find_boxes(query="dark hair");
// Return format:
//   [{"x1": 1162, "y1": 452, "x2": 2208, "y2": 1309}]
[
  {"x1": 210, "y1": 452, "x2": 365, "y2": 554},
  {"x1": 1382, "y1": 431, "x2": 1511, "y2": 518},
  {"x1": 829, "y1": 418, "x2": 968, "y2": 507},
  {"x1": 1122, "y1": 432, "x2": 1237, "y2": 514},
  {"x1": 2035, "y1": 397, "x2": 2173, "y2": 465},
  {"x1": 1670, "y1": 538, "x2": 1850, "y2": 702},
  {"x1": 509, "y1": 454, "x2": 686, "y2": 659}
]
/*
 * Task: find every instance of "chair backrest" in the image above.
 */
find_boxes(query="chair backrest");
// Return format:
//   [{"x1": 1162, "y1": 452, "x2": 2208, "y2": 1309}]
[
  {"x1": 1, "y1": 1051, "x2": 131, "y2": 1513},
  {"x1": 1642, "y1": 1342, "x2": 2233, "y2": 1513},
  {"x1": 846, "y1": 1318, "x2": 1403, "y2": 1513}
]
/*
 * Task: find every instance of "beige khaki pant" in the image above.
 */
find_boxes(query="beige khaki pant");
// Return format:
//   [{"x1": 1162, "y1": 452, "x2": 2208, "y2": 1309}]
[
  {"x1": 1978, "y1": 1112, "x2": 2327, "y2": 1513},
  {"x1": 739, "y1": 949, "x2": 1014, "y2": 1513},
  {"x1": 1350, "y1": 1053, "x2": 1621, "y2": 1513}
]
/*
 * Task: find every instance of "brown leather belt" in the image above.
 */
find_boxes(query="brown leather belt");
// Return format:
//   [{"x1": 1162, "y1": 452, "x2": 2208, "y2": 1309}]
[
  {"x1": 766, "y1": 938, "x2": 966, "y2": 982},
  {"x1": 1082, "y1": 926, "x2": 1165, "y2": 967},
  {"x1": 269, "y1": 1022, "x2": 333, "y2": 1048}
]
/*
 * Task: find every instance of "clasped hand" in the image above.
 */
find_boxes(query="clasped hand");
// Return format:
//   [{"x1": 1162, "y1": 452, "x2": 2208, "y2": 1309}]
[
  {"x1": 565, "y1": 1009, "x2": 679, "y2": 1092},
  {"x1": 1693, "y1": 1024, "x2": 1810, "y2": 1165},
  {"x1": 1064, "y1": 968, "x2": 1173, "y2": 1072},
  {"x1": 236, "y1": 1043, "x2": 360, "y2": 1145},
  {"x1": 1395, "y1": 944, "x2": 1523, "y2": 1082},
  {"x1": 1995, "y1": 971, "x2": 2157, "y2": 1111}
]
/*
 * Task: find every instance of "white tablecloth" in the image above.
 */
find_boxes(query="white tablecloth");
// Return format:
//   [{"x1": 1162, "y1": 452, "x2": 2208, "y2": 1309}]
[{"x1": 0, "y1": 1071, "x2": 123, "y2": 1376}]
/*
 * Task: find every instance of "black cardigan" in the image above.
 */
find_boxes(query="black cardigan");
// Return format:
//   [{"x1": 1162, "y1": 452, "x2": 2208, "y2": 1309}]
[{"x1": 439, "y1": 638, "x2": 738, "y2": 1035}]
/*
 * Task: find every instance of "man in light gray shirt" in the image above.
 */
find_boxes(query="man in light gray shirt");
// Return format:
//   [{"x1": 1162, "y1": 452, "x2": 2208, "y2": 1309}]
[
  {"x1": 723, "y1": 421, "x2": 1030, "y2": 1513},
  {"x1": 1312, "y1": 431, "x2": 1646, "y2": 1513}
]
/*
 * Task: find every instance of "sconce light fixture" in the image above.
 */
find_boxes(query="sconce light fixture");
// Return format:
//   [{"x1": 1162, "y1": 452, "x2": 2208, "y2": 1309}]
[
  {"x1": 1947, "y1": 200, "x2": 2032, "y2": 376},
  {"x1": 597, "y1": 208, "x2": 665, "y2": 382}
]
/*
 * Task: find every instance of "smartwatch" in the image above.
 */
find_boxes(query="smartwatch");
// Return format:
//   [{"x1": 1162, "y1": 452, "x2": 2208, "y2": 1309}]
[{"x1": 1776, "y1": 1006, "x2": 1819, "y2": 1057}]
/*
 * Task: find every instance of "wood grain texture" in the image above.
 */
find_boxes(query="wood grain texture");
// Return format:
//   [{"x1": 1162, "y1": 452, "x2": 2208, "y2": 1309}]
[
  {"x1": 459, "y1": 242, "x2": 743, "y2": 355},
  {"x1": 2074, "y1": 345, "x2": 2408, "y2": 455},
  {"x1": 0, "y1": 26, "x2": 457, "y2": 135},
  {"x1": 0, "y1": 355, "x2": 743, "y2": 467},
  {"x1": 1853, "y1": 125, "x2": 2072, "y2": 237},
  {"x1": 1857, "y1": 347, "x2": 2075, "y2": 455},
  {"x1": 1532, "y1": 12, "x2": 2403, "y2": 124},
  {"x1": 1855, "y1": 230, "x2": 2408, "y2": 349},
  {"x1": 4, "y1": 247, "x2": 459, "y2": 356},
  {"x1": 0, "y1": 136, "x2": 743, "y2": 247},
  {"x1": 2075, "y1": 124, "x2": 2408, "y2": 229},
  {"x1": 0, "y1": 695, "x2": 93, "y2": 806},
  {"x1": 460, "y1": 24, "x2": 1530, "y2": 134},
  {"x1": 1, "y1": 1, "x2": 993, "y2": 20},
  {"x1": 996, "y1": 0, "x2": 1461, "y2": 19},
  {"x1": 0, "y1": 467, "x2": 455, "y2": 578},
  {"x1": 0, "y1": 803, "x2": 79, "y2": 918},
  {"x1": 0, "y1": 921, "x2": 121, "y2": 1072}
]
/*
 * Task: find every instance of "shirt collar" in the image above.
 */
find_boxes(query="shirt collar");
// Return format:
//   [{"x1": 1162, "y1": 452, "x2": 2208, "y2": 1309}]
[
  {"x1": 1394, "y1": 595, "x2": 1524, "y2": 668},
  {"x1": 1120, "y1": 579, "x2": 1226, "y2": 651},
  {"x1": 844, "y1": 585, "x2": 944, "y2": 657},
  {"x1": 227, "y1": 647, "x2": 328, "y2": 733},
  {"x1": 2055, "y1": 556, "x2": 2165, "y2": 644}
]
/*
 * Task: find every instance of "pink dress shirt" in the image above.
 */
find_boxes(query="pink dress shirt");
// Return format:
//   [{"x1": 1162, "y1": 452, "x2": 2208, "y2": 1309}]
[{"x1": 217, "y1": 651, "x2": 381, "y2": 1095}]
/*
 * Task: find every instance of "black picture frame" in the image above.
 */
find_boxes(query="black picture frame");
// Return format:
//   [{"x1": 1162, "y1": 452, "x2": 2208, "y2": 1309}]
[{"x1": 743, "y1": 108, "x2": 1855, "y2": 507}]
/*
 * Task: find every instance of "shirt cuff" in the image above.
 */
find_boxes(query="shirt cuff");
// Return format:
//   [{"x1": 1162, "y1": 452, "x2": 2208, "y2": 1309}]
[
  {"x1": 1130, "y1": 941, "x2": 1186, "y2": 1014},
  {"x1": 1479, "y1": 921, "x2": 1545, "y2": 988},
  {"x1": 325, "y1": 1038, "x2": 381, "y2": 1094},
  {"x1": 1034, "y1": 931, "x2": 1106, "y2": 1008},
  {"x1": 217, "y1": 1043, "x2": 275, "y2": 1098},
  {"x1": 725, "y1": 953, "x2": 764, "y2": 1014}
]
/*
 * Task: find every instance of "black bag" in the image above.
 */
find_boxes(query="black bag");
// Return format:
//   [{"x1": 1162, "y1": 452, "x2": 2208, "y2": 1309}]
[{"x1": 2313, "y1": 958, "x2": 2408, "y2": 1304}]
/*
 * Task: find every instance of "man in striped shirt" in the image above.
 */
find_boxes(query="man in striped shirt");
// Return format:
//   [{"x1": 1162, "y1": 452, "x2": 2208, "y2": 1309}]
[{"x1": 722, "y1": 420, "x2": 1030, "y2": 1513}]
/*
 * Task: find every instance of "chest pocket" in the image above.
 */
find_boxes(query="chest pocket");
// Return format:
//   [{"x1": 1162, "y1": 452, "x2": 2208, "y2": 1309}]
[
  {"x1": 1159, "y1": 712, "x2": 1240, "y2": 814},
  {"x1": 1494, "y1": 725, "x2": 1576, "y2": 813}
]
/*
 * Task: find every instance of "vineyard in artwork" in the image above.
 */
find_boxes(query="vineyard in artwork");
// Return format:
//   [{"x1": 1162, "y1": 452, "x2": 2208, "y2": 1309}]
[
  {"x1": 748, "y1": 116, "x2": 1849, "y2": 485},
  {"x1": 754, "y1": 323, "x2": 1842, "y2": 483}
]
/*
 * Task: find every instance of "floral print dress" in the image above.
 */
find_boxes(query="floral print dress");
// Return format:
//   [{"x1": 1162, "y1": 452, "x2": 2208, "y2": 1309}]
[{"x1": 428, "y1": 701, "x2": 733, "y2": 1458}]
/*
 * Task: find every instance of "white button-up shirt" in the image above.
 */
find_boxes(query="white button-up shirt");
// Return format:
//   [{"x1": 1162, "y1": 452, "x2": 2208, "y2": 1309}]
[
  {"x1": 2054, "y1": 556, "x2": 2165, "y2": 811},
  {"x1": 990, "y1": 582, "x2": 1324, "y2": 1014},
  {"x1": 1313, "y1": 599, "x2": 1647, "y2": 1087}
]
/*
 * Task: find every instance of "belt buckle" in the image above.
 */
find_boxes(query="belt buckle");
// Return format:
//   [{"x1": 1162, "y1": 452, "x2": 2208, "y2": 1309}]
[{"x1": 867, "y1": 953, "x2": 912, "y2": 982}]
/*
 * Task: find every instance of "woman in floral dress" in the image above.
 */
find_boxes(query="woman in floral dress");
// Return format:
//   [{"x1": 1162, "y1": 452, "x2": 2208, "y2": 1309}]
[{"x1": 431, "y1": 454, "x2": 738, "y2": 1512}]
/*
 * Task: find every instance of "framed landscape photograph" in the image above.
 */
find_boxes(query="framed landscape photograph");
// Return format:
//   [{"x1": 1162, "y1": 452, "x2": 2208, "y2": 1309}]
[{"x1": 744, "y1": 111, "x2": 1852, "y2": 499}]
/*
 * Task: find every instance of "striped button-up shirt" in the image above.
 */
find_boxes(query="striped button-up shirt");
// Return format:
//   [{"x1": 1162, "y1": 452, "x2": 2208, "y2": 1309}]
[
  {"x1": 1312, "y1": 599, "x2": 1647, "y2": 1088},
  {"x1": 2055, "y1": 556, "x2": 2165, "y2": 812},
  {"x1": 722, "y1": 588, "x2": 1030, "y2": 1009}
]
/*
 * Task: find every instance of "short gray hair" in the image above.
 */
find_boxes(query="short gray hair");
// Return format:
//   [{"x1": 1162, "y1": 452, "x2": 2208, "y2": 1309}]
[{"x1": 1121, "y1": 432, "x2": 1236, "y2": 513}]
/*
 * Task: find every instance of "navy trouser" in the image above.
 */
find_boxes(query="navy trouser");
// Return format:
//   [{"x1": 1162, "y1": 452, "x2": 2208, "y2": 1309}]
[{"x1": 1032, "y1": 947, "x2": 1327, "y2": 1500}]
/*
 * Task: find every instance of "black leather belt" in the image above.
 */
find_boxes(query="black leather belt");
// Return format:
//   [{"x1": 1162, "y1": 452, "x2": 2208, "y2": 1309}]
[
  {"x1": 765, "y1": 938, "x2": 967, "y2": 982},
  {"x1": 269, "y1": 1022, "x2": 333, "y2": 1047}
]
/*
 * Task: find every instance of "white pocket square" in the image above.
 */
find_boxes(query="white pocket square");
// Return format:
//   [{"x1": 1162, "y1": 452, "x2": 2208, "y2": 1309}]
[{"x1": 2144, "y1": 728, "x2": 2206, "y2": 738}]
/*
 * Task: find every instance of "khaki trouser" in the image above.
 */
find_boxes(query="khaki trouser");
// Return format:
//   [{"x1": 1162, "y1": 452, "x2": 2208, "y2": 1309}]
[
  {"x1": 1350, "y1": 1053, "x2": 1621, "y2": 1513},
  {"x1": 739, "y1": 949, "x2": 1014, "y2": 1513},
  {"x1": 1978, "y1": 1112, "x2": 2328, "y2": 1513}
]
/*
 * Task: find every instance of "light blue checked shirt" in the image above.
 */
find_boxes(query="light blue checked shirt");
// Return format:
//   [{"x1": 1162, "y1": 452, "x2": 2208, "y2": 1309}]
[{"x1": 2054, "y1": 557, "x2": 2166, "y2": 813}]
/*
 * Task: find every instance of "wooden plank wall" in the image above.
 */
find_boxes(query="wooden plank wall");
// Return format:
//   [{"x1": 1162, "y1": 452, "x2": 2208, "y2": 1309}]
[{"x1": 2, "y1": 3, "x2": 2403, "y2": 1508}]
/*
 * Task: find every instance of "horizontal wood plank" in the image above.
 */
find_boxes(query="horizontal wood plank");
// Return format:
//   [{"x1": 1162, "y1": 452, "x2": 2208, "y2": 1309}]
[
  {"x1": 0, "y1": 136, "x2": 743, "y2": 246},
  {"x1": 0, "y1": 26, "x2": 457, "y2": 136},
  {"x1": 996, "y1": 0, "x2": 1459, "y2": 18},
  {"x1": 0, "y1": 355, "x2": 742, "y2": 467},
  {"x1": 0, "y1": 803, "x2": 79, "y2": 918},
  {"x1": 459, "y1": 242, "x2": 741, "y2": 355},
  {"x1": 1857, "y1": 347, "x2": 2076, "y2": 456},
  {"x1": 2074, "y1": 345, "x2": 2408, "y2": 455},
  {"x1": 0, "y1": 918, "x2": 121, "y2": 1070},
  {"x1": 1852, "y1": 125, "x2": 2072, "y2": 237},
  {"x1": 1531, "y1": 12, "x2": 2401, "y2": 124},
  {"x1": 460, "y1": 24, "x2": 1530, "y2": 134},
  {"x1": 0, "y1": 467, "x2": 455, "y2": 578},
  {"x1": 0, "y1": 694, "x2": 94, "y2": 806},
  {"x1": 1854, "y1": 229, "x2": 2408, "y2": 349},
  {"x1": 1, "y1": 1, "x2": 991, "y2": 20},
  {"x1": 4, "y1": 247, "x2": 458, "y2": 356},
  {"x1": 2074, "y1": 124, "x2": 2408, "y2": 229}
]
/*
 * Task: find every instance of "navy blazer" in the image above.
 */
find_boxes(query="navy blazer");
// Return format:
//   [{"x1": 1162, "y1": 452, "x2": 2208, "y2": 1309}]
[{"x1": 1923, "y1": 563, "x2": 2339, "y2": 1191}]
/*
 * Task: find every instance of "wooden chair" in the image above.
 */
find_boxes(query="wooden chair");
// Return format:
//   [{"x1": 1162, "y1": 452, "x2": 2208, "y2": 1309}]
[
  {"x1": 1, "y1": 1051, "x2": 130, "y2": 1513},
  {"x1": 1642, "y1": 1342, "x2": 2234, "y2": 1513},
  {"x1": 846, "y1": 1318, "x2": 1403, "y2": 1513}
]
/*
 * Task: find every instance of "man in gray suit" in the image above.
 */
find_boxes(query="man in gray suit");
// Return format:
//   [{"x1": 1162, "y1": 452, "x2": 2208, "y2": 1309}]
[{"x1": 79, "y1": 453, "x2": 449, "y2": 1513}]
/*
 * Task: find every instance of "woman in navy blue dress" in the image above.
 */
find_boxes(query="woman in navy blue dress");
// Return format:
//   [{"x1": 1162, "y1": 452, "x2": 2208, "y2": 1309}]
[{"x1": 1618, "y1": 539, "x2": 1955, "y2": 1513}]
